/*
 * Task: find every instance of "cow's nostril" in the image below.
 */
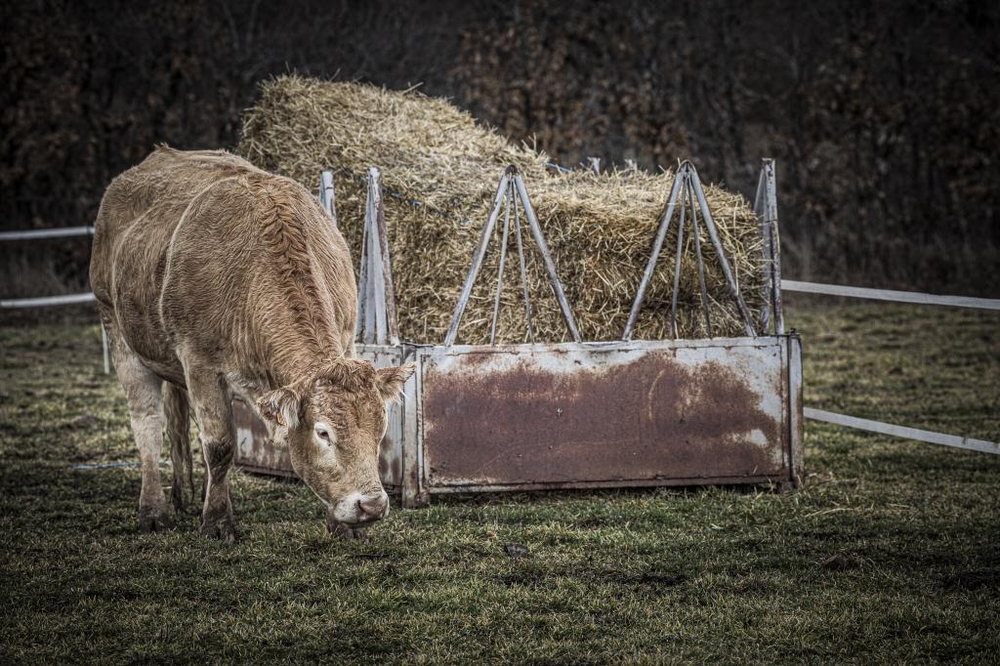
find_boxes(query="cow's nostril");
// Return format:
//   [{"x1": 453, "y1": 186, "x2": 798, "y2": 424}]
[{"x1": 357, "y1": 493, "x2": 388, "y2": 520}]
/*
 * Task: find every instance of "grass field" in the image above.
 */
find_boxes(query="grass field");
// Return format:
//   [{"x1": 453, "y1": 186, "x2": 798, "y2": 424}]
[{"x1": 1, "y1": 303, "x2": 998, "y2": 664}]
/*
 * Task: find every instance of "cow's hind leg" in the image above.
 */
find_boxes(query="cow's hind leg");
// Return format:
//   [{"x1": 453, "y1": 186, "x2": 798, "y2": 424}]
[
  {"x1": 102, "y1": 312, "x2": 170, "y2": 532},
  {"x1": 183, "y1": 367, "x2": 237, "y2": 542},
  {"x1": 164, "y1": 383, "x2": 195, "y2": 515}
]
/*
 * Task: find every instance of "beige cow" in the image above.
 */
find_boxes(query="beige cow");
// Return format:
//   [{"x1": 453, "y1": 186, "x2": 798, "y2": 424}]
[{"x1": 90, "y1": 146, "x2": 414, "y2": 541}]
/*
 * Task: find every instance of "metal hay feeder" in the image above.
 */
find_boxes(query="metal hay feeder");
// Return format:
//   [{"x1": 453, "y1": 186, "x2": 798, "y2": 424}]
[{"x1": 235, "y1": 160, "x2": 804, "y2": 507}]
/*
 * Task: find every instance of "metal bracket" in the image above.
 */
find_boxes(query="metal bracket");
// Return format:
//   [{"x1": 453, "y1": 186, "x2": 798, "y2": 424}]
[
  {"x1": 444, "y1": 165, "x2": 581, "y2": 346},
  {"x1": 754, "y1": 159, "x2": 785, "y2": 335},
  {"x1": 623, "y1": 160, "x2": 757, "y2": 341}
]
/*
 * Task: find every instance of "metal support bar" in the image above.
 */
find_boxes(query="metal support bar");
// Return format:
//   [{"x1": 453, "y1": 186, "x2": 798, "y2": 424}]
[
  {"x1": 624, "y1": 161, "x2": 756, "y2": 340},
  {"x1": 318, "y1": 170, "x2": 337, "y2": 226},
  {"x1": 669, "y1": 184, "x2": 687, "y2": 339},
  {"x1": 372, "y1": 168, "x2": 400, "y2": 345},
  {"x1": 754, "y1": 159, "x2": 784, "y2": 334},
  {"x1": 622, "y1": 169, "x2": 685, "y2": 341},
  {"x1": 446, "y1": 165, "x2": 580, "y2": 345},
  {"x1": 688, "y1": 180, "x2": 713, "y2": 337},
  {"x1": 444, "y1": 171, "x2": 512, "y2": 346},
  {"x1": 512, "y1": 173, "x2": 582, "y2": 342},
  {"x1": 355, "y1": 167, "x2": 399, "y2": 346},
  {"x1": 489, "y1": 180, "x2": 514, "y2": 344},
  {"x1": 687, "y1": 164, "x2": 757, "y2": 337},
  {"x1": 512, "y1": 188, "x2": 534, "y2": 343}
]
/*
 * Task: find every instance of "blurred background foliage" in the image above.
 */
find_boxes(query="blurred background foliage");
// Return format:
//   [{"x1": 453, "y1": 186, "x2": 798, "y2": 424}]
[{"x1": 2, "y1": 0, "x2": 997, "y2": 296}]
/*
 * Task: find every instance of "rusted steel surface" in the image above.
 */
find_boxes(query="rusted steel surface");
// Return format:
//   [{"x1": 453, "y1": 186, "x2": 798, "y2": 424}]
[
  {"x1": 233, "y1": 399, "x2": 295, "y2": 478},
  {"x1": 231, "y1": 336, "x2": 803, "y2": 503},
  {"x1": 417, "y1": 337, "x2": 797, "y2": 493}
]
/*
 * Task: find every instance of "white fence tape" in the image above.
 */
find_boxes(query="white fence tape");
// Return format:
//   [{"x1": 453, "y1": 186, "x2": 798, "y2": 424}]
[
  {"x1": 805, "y1": 408, "x2": 999, "y2": 455},
  {"x1": 0, "y1": 226, "x2": 95, "y2": 241},
  {"x1": 1, "y1": 292, "x2": 96, "y2": 308},
  {"x1": 782, "y1": 280, "x2": 1000, "y2": 311}
]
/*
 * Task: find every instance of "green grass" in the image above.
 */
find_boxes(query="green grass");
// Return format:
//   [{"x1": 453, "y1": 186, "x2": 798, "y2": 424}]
[{"x1": 1, "y1": 304, "x2": 998, "y2": 664}]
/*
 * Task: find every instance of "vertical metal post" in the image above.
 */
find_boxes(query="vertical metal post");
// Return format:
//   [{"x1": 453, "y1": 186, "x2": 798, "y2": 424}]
[
  {"x1": 370, "y1": 168, "x2": 400, "y2": 345},
  {"x1": 754, "y1": 167, "x2": 771, "y2": 333},
  {"x1": 588, "y1": 157, "x2": 601, "y2": 175},
  {"x1": 355, "y1": 167, "x2": 399, "y2": 345},
  {"x1": 366, "y1": 169, "x2": 387, "y2": 344},
  {"x1": 761, "y1": 159, "x2": 785, "y2": 335},
  {"x1": 356, "y1": 190, "x2": 370, "y2": 341},
  {"x1": 319, "y1": 170, "x2": 337, "y2": 227}
]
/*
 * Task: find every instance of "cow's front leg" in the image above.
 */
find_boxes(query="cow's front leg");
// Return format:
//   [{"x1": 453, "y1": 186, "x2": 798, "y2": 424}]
[{"x1": 185, "y1": 368, "x2": 237, "y2": 542}]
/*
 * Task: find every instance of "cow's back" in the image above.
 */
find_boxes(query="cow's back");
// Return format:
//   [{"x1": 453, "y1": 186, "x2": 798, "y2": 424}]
[
  {"x1": 90, "y1": 147, "x2": 267, "y2": 379},
  {"x1": 91, "y1": 146, "x2": 357, "y2": 386}
]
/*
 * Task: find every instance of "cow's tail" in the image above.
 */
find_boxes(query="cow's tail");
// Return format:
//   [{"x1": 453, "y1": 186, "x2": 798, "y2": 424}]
[{"x1": 164, "y1": 382, "x2": 196, "y2": 514}]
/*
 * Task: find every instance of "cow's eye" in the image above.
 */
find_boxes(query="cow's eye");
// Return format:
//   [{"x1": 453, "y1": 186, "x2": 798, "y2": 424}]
[{"x1": 314, "y1": 423, "x2": 335, "y2": 445}]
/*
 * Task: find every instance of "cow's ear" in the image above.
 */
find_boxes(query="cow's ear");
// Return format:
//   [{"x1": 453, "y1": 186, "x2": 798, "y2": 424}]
[
  {"x1": 257, "y1": 388, "x2": 302, "y2": 428},
  {"x1": 375, "y1": 363, "x2": 417, "y2": 403}
]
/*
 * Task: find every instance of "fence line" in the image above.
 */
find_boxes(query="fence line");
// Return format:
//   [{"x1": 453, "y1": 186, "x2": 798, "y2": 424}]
[
  {"x1": 1, "y1": 293, "x2": 97, "y2": 308},
  {"x1": 786, "y1": 278, "x2": 998, "y2": 455},
  {"x1": 0, "y1": 226, "x2": 95, "y2": 241},
  {"x1": 805, "y1": 408, "x2": 999, "y2": 455},
  {"x1": 782, "y1": 280, "x2": 1000, "y2": 311}
]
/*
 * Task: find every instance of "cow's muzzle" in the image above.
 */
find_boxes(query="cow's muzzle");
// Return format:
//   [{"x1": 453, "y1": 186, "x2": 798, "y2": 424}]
[{"x1": 333, "y1": 490, "x2": 389, "y2": 526}]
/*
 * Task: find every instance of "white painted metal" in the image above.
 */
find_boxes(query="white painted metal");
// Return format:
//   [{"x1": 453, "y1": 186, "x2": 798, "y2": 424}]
[
  {"x1": 805, "y1": 407, "x2": 999, "y2": 455},
  {"x1": 0, "y1": 226, "x2": 95, "y2": 241},
  {"x1": 782, "y1": 280, "x2": 1000, "y2": 311},
  {"x1": 0, "y1": 292, "x2": 96, "y2": 308},
  {"x1": 318, "y1": 170, "x2": 336, "y2": 225}
]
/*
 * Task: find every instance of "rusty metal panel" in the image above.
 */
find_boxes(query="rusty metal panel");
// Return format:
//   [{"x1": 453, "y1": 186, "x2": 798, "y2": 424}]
[
  {"x1": 416, "y1": 337, "x2": 795, "y2": 493},
  {"x1": 233, "y1": 399, "x2": 295, "y2": 478}
]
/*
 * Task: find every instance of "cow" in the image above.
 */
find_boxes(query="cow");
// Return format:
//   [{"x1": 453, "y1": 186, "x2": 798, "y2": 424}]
[{"x1": 90, "y1": 145, "x2": 414, "y2": 541}]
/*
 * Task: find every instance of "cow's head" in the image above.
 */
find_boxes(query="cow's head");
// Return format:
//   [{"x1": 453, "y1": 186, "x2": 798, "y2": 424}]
[{"x1": 256, "y1": 359, "x2": 416, "y2": 533}]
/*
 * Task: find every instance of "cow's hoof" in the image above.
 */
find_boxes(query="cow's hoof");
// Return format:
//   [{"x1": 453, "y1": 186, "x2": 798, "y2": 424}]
[
  {"x1": 138, "y1": 511, "x2": 172, "y2": 533},
  {"x1": 326, "y1": 519, "x2": 366, "y2": 540},
  {"x1": 199, "y1": 517, "x2": 237, "y2": 542}
]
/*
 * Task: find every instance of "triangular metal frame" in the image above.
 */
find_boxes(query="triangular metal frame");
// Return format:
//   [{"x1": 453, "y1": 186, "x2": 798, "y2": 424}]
[
  {"x1": 354, "y1": 167, "x2": 400, "y2": 346},
  {"x1": 444, "y1": 165, "x2": 581, "y2": 346},
  {"x1": 622, "y1": 160, "x2": 757, "y2": 341},
  {"x1": 753, "y1": 159, "x2": 785, "y2": 335}
]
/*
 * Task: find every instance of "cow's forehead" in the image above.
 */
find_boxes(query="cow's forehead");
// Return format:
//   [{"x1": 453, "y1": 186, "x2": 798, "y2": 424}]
[{"x1": 307, "y1": 383, "x2": 383, "y2": 426}]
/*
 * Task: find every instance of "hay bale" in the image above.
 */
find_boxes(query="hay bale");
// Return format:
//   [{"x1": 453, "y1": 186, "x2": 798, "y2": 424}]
[{"x1": 238, "y1": 75, "x2": 766, "y2": 344}]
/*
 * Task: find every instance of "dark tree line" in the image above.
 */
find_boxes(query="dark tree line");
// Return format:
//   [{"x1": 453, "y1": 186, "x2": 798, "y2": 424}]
[{"x1": 3, "y1": 0, "x2": 997, "y2": 295}]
